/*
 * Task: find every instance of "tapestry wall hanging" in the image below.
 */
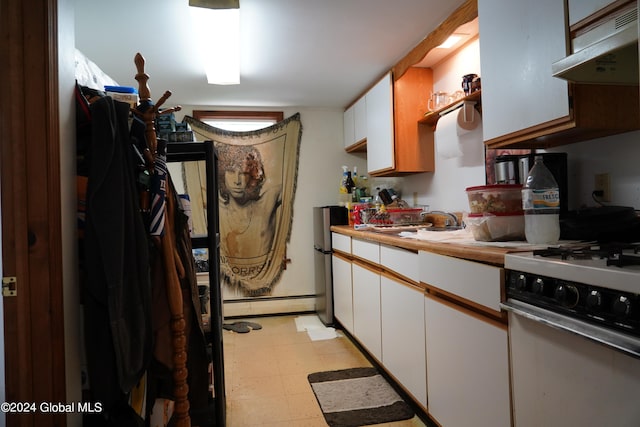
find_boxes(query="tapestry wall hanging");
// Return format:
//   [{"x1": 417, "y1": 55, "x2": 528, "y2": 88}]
[{"x1": 183, "y1": 114, "x2": 302, "y2": 296}]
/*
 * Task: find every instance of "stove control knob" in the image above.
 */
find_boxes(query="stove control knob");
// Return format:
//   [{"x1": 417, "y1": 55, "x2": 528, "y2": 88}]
[
  {"x1": 586, "y1": 290, "x2": 602, "y2": 309},
  {"x1": 515, "y1": 274, "x2": 527, "y2": 291},
  {"x1": 532, "y1": 278, "x2": 545, "y2": 295},
  {"x1": 613, "y1": 296, "x2": 631, "y2": 318},
  {"x1": 555, "y1": 284, "x2": 579, "y2": 308}
]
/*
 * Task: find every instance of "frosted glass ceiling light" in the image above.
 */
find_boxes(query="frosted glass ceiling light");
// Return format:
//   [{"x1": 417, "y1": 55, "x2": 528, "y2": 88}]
[
  {"x1": 437, "y1": 35, "x2": 462, "y2": 49},
  {"x1": 190, "y1": 7, "x2": 240, "y2": 85},
  {"x1": 189, "y1": 0, "x2": 239, "y2": 8}
]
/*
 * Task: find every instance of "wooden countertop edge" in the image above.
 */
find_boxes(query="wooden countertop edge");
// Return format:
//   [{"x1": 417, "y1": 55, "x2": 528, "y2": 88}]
[{"x1": 330, "y1": 225, "x2": 513, "y2": 266}]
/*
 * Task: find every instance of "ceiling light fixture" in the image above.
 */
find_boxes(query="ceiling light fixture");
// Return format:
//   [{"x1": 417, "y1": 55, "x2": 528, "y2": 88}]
[
  {"x1": 190, "y1": 1, "x2": 240, "y2": 85},
  {"x1": 437, "y1": 34, "x2": 462, "y2": 49},
  {"x1": 189, "y1": 0, "x2": 239, "y2": 10}
]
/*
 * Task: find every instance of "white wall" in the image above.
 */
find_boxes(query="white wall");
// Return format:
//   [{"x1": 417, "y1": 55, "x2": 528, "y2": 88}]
[
  {"x1": 60, "y1": 0, "x2": 83, "y2": 425},
  {"x1": 175, "y1": 107, "x2": 367, "y2": 316},
  {"x1": 401, "y1": 38, "x2": 640, "y2": 215},
  {"x1": 547, "y1": 130, "x2": 640, "y2": 210},
  {"x1": 402, "y1": 39, "x2": 486, "y2": 212}
]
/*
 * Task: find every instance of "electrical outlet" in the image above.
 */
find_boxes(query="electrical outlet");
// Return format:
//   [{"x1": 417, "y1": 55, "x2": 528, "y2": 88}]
[{"x1": 594, "y1": 173, "x2": 611, "y2": 202}]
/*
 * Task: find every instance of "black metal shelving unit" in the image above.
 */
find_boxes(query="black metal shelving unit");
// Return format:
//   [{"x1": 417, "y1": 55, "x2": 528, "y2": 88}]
[{"x1": 166, "y1": 140, "x2": 224, "y2": 426}]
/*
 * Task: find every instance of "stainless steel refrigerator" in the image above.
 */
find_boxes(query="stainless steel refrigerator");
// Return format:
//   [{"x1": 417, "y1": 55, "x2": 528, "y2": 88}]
[{"x1": 313, "y1": 206, "x2": 349, "y2": 325}]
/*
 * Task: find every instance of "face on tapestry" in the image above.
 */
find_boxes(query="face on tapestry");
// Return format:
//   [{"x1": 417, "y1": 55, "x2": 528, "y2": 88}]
[
  {"x1": 219, "y1": 146, "x2": 265, "y2": 205},
  {"x1": 224, "y1": 170, "x2": 248, "y2": 200}
]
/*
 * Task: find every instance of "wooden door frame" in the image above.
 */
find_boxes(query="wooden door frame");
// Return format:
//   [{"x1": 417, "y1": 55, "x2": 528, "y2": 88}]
[{"x1": 0, "y1": 0, "x2": 67, "y2": 425}]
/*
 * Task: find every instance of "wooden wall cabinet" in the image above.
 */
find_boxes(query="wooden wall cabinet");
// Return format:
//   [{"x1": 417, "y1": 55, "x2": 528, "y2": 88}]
[
  {"x1": 346, "y1": 68, "x2": 435, "y2": 176},
  {"x1": 478, "y1": 0, "x2": 640, "y2": 149},
  {"x1": 365, "y1": 69, "x2": 435, "y2": 176},
  {"x1": 391, "y1": 67, "x2": 435, "y2": 176}
]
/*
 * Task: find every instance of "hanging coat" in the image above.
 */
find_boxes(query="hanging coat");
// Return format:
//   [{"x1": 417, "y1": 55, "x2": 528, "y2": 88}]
[{"x1": 83, "y1": 96, "x2": 152, "y2": 412}]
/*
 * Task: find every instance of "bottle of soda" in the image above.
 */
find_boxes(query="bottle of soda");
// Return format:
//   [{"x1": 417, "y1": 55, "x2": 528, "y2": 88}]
[{"x1": 522, "y1": 155, "x2": 560, "y2": 244}]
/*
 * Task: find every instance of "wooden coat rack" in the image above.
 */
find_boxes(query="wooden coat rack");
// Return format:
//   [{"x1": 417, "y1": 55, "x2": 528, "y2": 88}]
[{"x1": 132, "y1": 52, "x2": 191, "y2": 427}]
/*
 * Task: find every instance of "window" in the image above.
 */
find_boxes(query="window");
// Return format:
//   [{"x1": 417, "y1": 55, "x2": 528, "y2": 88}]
[{"x1": 193, "y1": 110, "x2": 283, "y2": 132}]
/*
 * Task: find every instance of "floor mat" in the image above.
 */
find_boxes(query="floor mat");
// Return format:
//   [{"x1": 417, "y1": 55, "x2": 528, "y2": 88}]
[
  {"x1": 308, "y1": 367, "x2": 414, "y2": 427},
  {"x1": 222, "y1": 321, "x2": 262, "y2": 333}
]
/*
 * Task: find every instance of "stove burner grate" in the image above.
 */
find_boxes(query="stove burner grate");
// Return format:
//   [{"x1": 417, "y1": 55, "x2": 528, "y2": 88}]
[{"x1": 534, "y1": 242, "x2": 640, "y2": 267}]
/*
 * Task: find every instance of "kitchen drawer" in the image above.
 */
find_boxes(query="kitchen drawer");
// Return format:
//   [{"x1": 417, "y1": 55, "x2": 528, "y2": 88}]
[
  {"x1": 352, "y1": 238, "x2": 380, "y2": 264},
  {"x1": 380, "y1": 244, "x2": 419, "y2": 283},
  {"x1": 419, "y1": 251, "x2": 502, "y2": 312},
  {"x1": 331, "y1": 232, "x2": 351, "y2": 254}
]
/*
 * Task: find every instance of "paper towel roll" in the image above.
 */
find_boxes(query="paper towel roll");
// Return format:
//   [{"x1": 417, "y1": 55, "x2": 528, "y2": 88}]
[
  {"x1": 435, "y1": 105, "x2": 484, "y2": 164},
  {"x1": 456, "y1": 102, "x2": 481, "y2": 135},
  {"x1": 435, "y1": 111, "x2": 463, "y2": 159}
]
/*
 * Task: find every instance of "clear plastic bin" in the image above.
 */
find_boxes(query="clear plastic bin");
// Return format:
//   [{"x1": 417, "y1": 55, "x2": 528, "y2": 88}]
[
  {"x1": 465, "y1": 212, "x2": 525, "y2": 241},
  {"x1": 361, "y1": 208, "x2": 424, "y2": 225},
  {"x1": 465, "y1": 184, "x2": 523, "y2": 214}
]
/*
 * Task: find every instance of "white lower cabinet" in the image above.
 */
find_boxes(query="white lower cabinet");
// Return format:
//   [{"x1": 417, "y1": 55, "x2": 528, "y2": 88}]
[
  {"x1": 352, "y1": 260, "x2": 382, "y2": 361},
  {"x1": 332, "y1": 252, "x2": 354, "y2": 334},
  {"x1": 381, "y1": 274, "x2": 427, "y2": 408},
  {"x1": 335, "y1": 237, "x2": 511, "y2": 425},
  {"x1": 424, "y1": 294, "x2": 511, "y2": 427}
]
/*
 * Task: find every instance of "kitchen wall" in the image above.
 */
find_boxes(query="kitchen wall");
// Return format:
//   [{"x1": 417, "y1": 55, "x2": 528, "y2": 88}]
[
  {"x1": 546, "y1": 130, "x2": 640, "y2": 210},
  {"x1": 400, "y1": 36, "x2": 640, "y2": 214},
  {"x1": 402, "y1": 38, "x2": 486, "y2": 212},
  {"x1": 175, "y1": 107, "x2": 366, "y2": 316}
]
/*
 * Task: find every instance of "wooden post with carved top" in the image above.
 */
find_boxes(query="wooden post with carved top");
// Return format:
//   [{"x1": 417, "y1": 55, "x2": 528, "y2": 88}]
[{"x1": 133, "y1": 52, "x2": 190, "y2": 427}]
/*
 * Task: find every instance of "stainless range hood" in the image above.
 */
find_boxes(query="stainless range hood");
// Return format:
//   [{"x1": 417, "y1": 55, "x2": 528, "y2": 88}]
[{"x1": 552, "y1": 4, "x2": 639, "y2": 84}]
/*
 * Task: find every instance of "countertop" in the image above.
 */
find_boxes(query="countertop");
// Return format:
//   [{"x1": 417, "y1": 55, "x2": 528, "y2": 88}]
[{"x1": 331, "y1": 225, "x2": 538, "y2": 266}]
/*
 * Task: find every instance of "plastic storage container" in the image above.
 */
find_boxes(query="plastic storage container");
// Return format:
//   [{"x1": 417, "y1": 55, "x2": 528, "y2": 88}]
[
  {"x1": 465, "y1": 212, "x2": 525, "y2": 241},
  {"x1": 465, "y1": 184, "x2": 523, "y2": 214},
  {"x1": 361, "y1": 207, "x2": 424, "y2": 225}
]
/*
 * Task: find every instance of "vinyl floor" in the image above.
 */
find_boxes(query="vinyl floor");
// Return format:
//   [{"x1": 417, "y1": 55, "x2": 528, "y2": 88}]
[{"x1": 223, "y1": 315, "x2": 427, "y2": 427}]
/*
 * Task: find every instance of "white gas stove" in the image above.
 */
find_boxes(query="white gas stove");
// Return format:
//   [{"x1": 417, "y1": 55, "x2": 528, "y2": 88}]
[
  {"x1": 503, "y1": 243, "x2": 640, "y2": 357},
  {"x1": 505, "y1": 244, "x2": 640, "y2": 294}
]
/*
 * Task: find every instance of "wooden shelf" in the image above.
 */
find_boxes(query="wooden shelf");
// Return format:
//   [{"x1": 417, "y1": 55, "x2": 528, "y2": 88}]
[{"x1": 419, "y1": 90, "x2": 482, "y2": 128}]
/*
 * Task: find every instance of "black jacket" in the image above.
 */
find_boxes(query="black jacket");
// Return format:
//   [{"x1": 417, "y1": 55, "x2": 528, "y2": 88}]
[{"x1": 83, "y1": 96, "x2": 152, "y2": 412}]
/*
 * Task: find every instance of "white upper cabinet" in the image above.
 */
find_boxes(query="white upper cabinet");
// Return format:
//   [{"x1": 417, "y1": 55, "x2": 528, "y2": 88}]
[
  {"x1": 343, "y1": 96, "x2": 367, "y2": 150},
  {"x1": 478, "y1": 0, "x2": 639, "y2": 148},
  {"x1": 343, "y1": 104, "x2": 355, "y2": 149},
  {"x1": 365, "y1": 72, "x2": 395, "y2": 174},
  {"x1": 478, "y1": 0, "x2": 569, "y2": 144},
  {"x1": 354, "y1": 97, "x2": 367, "y2": 144}
]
